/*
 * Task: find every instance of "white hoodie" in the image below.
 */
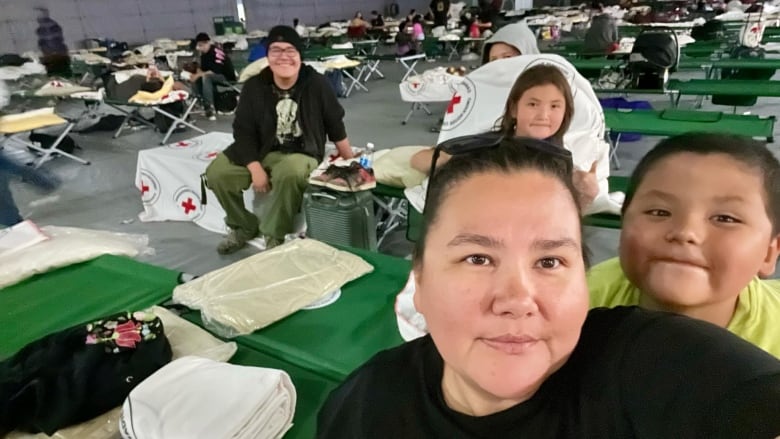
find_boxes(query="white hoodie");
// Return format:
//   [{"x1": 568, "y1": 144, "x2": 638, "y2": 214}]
[{"x1": 480, "y1": 21, "x2": 540, "y2": 64}]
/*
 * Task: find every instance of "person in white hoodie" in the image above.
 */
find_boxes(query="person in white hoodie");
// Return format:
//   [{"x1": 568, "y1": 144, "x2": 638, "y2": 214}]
[
  {"x1": 410, "y1": 21, "x2": 542, "y2": 174},
  {"x1": 480, "y1": 21, "x2": 540, "y2": 64}
]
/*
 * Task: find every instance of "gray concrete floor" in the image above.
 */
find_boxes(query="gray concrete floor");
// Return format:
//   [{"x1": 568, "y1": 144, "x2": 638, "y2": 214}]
[{"x1": 7, "y1": 58, "x2": 780, "y2": 276}]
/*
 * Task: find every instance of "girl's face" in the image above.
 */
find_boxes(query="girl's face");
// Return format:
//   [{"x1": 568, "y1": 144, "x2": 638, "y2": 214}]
[
  {"x1": 414, "y1": 169, "x2": 588, "y2": 416},
  {"x1": 620, "y1": 153, "x2": 780, "y2": 318},
  {"x1": 488, "y1": 42, "x2": 521, "y2": 62},
  {"x1": 513, "y1": 84, "x2": 566, "y2": 141}
]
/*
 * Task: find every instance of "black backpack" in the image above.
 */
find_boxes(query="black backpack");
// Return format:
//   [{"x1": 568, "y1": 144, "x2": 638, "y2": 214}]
[
  {"x1": 691, "y1": 20, "x2": 726, "y2": 41},
  {"x1": 214, "y1": 88, "x2": 239, "y2": 113},
  {"x1": 28, "y1": 132, "x2": 78, "y2": 155}
]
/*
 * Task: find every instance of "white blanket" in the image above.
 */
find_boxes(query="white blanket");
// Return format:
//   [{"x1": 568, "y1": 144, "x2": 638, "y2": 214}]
[{"x1": 120, "y1": 356, "x2": 295, "y2": 439}]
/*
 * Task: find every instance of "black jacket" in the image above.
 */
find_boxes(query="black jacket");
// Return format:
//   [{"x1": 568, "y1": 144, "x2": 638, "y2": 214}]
[
  {"x1": 200, "y1": 45, "x2": 236, "y2": 81},
  {"x1": 223, "y1": 64, "x2": 347, "y2": 166}
]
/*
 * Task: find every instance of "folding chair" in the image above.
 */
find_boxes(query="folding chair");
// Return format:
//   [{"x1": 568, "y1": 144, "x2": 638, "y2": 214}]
[
  {"x1": 356, "y1": 54, "x2": 395, "y2": 82},
  {"x1": 106, "y1": 92, "x2": 205, "y2": 145},
  {"x1": 401, "y1": 102, "x2": 433, "y2": 125},
  {"x1": 0, "y1": 108, "x2": 90, "y2": 169},
  {"x1": 372, "y1": 183, "x2": 409, "y2": 247},
  {"x1": 398, "y1": 54, "x2": 427, "y2": 82},
  {"x1": 343, "y1": 66, "x2": 369, "y2": 97}
]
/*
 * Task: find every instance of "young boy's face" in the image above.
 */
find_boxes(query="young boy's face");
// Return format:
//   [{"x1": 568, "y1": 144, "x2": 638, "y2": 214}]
[{"x1": 620, "y1": 153, "x2": 780, "y2": 313}]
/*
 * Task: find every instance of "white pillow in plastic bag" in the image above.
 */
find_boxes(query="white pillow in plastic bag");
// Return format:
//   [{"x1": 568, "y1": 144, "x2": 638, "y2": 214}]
[
  {"x1": 173, "y1": 239, "x2": 374, "y2": 338},
  {"x1": 0, "y1": 226, "x2": 153, "y2": 289}
]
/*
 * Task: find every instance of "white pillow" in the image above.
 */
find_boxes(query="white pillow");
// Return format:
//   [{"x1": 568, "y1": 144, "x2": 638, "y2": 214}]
[
  {"x1": 0, "y1": 225, "x2": 153, "y2": 289},
  {"x1": 373, "y1": 146, "x2": 429, "y2": 188}
]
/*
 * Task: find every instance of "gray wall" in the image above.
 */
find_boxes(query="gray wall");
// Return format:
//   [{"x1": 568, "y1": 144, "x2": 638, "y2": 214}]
[
  {"x1": 0, "y1": 0, "x2": 435, "y2": 54},
  {"x1": 0, "y1": 0, "x2": 236, "y2": 54},
  {"x1": 243, "y1": 0, "x2": 430, "y2": 29}
]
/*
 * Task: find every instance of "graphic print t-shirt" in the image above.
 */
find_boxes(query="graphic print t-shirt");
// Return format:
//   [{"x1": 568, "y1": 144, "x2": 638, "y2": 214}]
[{"x1": 273, "y1": 85, "x2": 303, "y2": 153}]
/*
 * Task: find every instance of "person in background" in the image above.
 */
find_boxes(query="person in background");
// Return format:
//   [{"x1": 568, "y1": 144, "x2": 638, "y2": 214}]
[
  {"x1": 350, "y1": 11, "x2": 372, "y2": 29},
  {"x1": 395, "y1": 20, "x2": 416, "y2": 56},
  {"x1": 407, "y1": 9, "x2": 417, "y2": 22},
  {"x1": 204, "y1": 26, "x2": 354, "y2": 254},
  {"x1": 293, "y1": 18, "x2": 306, "y2": 37},
  {"x1": 191, "y1": 32, "x2": 237, "y2": 121},
  {"x1": 582, "y1": 1, "x2": 619, "y2": 55},
  {"x1": 412, "y1": 15, "x2": 426, "y2": 42},
  {"x1": 35, "y1": 7, "x2": 70, "y2": 76},
  {"x1": 430, "y1": 0, "x2": 451, "y2": 27},
  {"x1": 370, "y1": 10, "x2": 385, "y2": 28},
  {"x1": 0, "y1": 153, "x2": 60, "y2": 227},
  {"x1": 481, "y1": 21, "x2": 540, "y2": 64}
]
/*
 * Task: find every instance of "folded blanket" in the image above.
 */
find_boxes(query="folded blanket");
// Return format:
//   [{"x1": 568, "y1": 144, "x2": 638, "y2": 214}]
[
  {"x1": 7, "y1": 307, "x2": 237, "y2": 439},
  {"x1": 120, "y1": 356, "x2": 295, "y2": 439},
  {"x1": 128, "y1": 76, "x2": 174, "y2": 104},
  {"x1": 0, "y1": 108, "x2": 67, "y2": 134}
]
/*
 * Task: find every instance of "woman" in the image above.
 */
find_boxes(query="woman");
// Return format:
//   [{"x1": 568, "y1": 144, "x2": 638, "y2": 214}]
[{"x1": 318, "y1": 135, "x2": 780, "y2": 437}]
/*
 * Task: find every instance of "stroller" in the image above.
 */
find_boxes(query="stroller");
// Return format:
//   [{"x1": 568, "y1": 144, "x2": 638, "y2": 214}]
[{"x1": 627, "y1": 30, "x2": 679, "y2": 90}]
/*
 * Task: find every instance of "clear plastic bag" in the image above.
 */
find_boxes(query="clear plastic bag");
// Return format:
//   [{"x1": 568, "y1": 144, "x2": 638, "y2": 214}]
[
  {"x1": 0, "y1": 225, "x2": 154, "y2": 289},
  {"x1": 173, "y1": 239, "x2": 374, "y2": 338}
]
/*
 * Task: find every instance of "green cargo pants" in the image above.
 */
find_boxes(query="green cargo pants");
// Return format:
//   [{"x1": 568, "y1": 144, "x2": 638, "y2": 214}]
[{"x1": 205, "y1": 152, "x2": 318, "y2": 240}]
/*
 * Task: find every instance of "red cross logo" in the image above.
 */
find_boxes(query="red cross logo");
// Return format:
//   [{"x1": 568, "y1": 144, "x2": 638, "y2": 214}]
[
  {"x1": 412, "y1": 82, "x2": 420, "y2": 89},
  {"x1": 206, "y1": 152, "x2": 218, "y2": 159},
  {"x1": 447, "y1": 95, "x2": 462, "y2": 114},
  {"x1": 181, "y1": 197, "x2": 197, "y2": 214},
  {"x1": 141, "y1": 182, "x2": 149, "y2": 194},
  {"x1": 176, "y1": 141, "x2": 190, "y2": 148}
]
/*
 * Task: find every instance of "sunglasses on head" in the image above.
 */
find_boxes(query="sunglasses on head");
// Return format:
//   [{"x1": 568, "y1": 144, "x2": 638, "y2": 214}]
[{"x1": 425, "y1": 133, "x2": 574, "y2": 211}]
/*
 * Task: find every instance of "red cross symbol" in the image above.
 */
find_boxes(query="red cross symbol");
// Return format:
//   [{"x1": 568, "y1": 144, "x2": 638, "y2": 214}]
[
  {"x1": 206, "y1": 152, "x2": 218, "y2": 159},
  {"x1": 412, "y1": 82, "x2": 420, "y2": 89},
  {"x1": 181, "y1": 197, "x2": 197, "y2": 214},
  {"x1": 447, "y1": 95, "x2": 462, "y2": 114},
  {"x1": 176, "y1": 141, "x2": 190, "y2": 147},
  {"x1": 141, "y1": 182, "x2": 149, "y2": 194}
]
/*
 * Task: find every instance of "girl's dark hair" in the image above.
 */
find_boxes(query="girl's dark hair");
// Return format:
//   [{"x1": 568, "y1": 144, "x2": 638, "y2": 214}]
[
  {"x1": 623, "y1": 132, "x2": 780, "y2": 234},
  {"x1": 413, "y1": 136, "x2": 587, "y2": 265},
  {"x1": 495, "y1": 64, "x2": 574, "y2": 147}
]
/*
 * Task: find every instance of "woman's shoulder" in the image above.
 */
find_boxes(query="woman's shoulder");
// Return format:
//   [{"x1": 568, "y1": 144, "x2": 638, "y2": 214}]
[{"x1": 586, "y1": 257, "x2": 640, "y2": 309}]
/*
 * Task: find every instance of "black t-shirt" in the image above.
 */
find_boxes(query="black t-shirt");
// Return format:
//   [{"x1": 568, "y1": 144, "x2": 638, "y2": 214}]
[
  {"x1": 318, "y1": 307, "x2": 780, "y2": 439},
  {"x1": 271, "y1": 84, "x2": 304, "y2": 154},
  {"x1": 431, "y1": 0, "x2": 450, "y2": 26}
]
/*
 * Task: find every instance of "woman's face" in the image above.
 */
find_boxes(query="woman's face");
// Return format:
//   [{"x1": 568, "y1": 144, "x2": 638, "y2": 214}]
[
  {"x1": 414, "y1": 169, "x2": 588, "y2": 415},
  {"x1": 514, "y1": 84, "x2": 566, "y2": 140}
]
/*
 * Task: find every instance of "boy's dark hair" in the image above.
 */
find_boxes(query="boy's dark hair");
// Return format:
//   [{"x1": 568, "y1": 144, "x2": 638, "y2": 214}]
[
  {"x1": 293, "y1": 18, "x2": 299, "y2": 26},
  {"x1": 496, "y1": 64, "x2": 575, "y2": 147},
  {"x1": 413, "y1": 136, "x2": 586, "y2": 266},
  {"x1": 195, "y1": 32, "x2": 210, "y2": 43},
  {"x1": 623, "y1": 132, "x2": 780, "y2": 234}
]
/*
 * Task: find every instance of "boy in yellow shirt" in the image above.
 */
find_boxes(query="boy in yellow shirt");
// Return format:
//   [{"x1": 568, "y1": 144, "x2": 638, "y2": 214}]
[{"x1": 588, "y1": 133, "x2": 780, "y2": 357}]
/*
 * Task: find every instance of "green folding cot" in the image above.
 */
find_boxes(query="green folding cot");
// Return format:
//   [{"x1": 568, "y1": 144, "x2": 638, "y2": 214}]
[
  {"x1": 667, "y1": 78, "x2": 780, "y2": 107},
  {"x1": 182, "y1": 247, "x2": 410, "y2": 438},
  {"x1": 0, "y1": 254, "x2": 180, "y2": 359},
  {"x1": 604, "y1": 108, "x2": 775, "y2": 169}
]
